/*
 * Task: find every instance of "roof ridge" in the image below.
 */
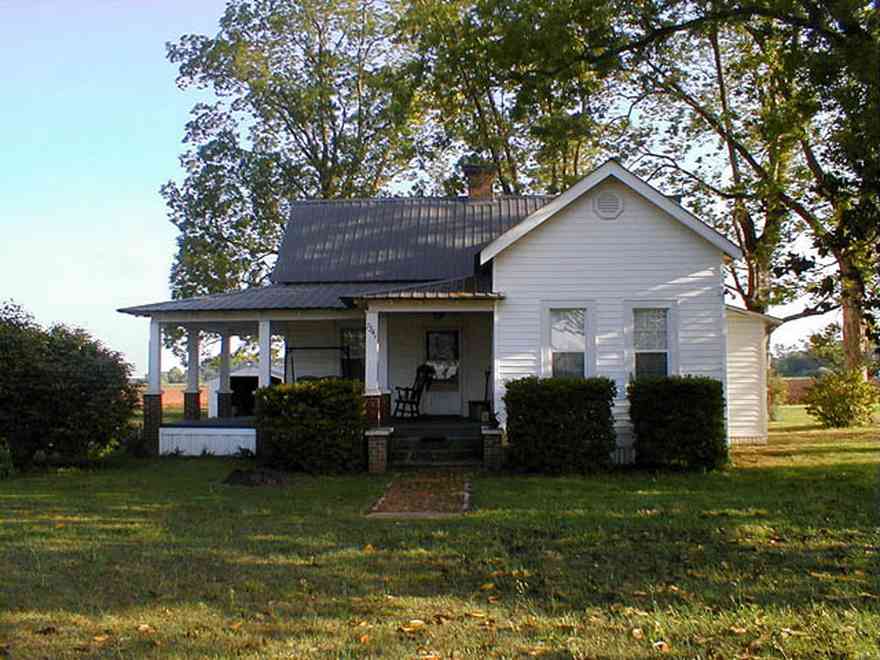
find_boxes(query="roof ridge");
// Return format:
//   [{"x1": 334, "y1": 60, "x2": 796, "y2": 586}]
[{"x1": 288, "y1": 194, "x2": 557, "y2": 206}]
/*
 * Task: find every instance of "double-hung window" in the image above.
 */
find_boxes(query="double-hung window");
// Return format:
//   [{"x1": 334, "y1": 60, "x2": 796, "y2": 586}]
[
  {"x1": 549, "y1": 308, "x2": 587, "y2": 378},
  {"x1": 633, "y1": 308, "x2": 670, "y2": 379}
]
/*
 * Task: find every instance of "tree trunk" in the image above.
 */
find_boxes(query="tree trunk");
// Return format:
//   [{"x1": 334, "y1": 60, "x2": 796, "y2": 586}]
[{"x1": 838, "y1": 254, "x2": 868, "y2": 377}]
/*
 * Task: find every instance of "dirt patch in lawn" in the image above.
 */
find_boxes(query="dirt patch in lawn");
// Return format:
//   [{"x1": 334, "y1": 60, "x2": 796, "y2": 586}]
[
  {"x1": 222, "y1": 468, "x2": 290, "y2": 487},
  {"x1": 369, "y1": 471, "x2": 471, "y2": 516}
]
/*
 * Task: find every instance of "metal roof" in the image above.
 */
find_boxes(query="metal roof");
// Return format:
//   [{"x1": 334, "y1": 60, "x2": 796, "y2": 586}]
[
  {"x1": 725, "y1": 304, "x2": 784, "y2": 326},
  {"x1": 272, "y1": 195, "x2": 554, "y2": 283},
  {"x1": 349, "y1": 274, "x2": 501, "y2": 301},
  {"x1": 117, "y1": 282, "x2": 424, "y2": 316}
]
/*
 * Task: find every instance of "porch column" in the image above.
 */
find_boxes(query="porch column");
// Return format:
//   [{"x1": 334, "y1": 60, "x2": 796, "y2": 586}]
[
  {"x1": 377, "y1": 312, "x2": 389, "y2": 391},
  {"x1": 365, "y1": 310, "x2": 380, "y2": 393},
  {"x1": 258, "y1": 319, "x2": 272, "y2": 388},
  {"x1": 143, "y1": 318, "x2": 163, "y2": 456},
  {"x1": 147, "y1": 319, "x2": 162, "y2": 395},
  {"x1": 184, "y1": 326, "x2": 201, "y2": 420},
  {"x1": 364, "y1": 310, "x2": 389, "y2": 425},
  {"x1": 217, "y1": 330, "x2": 233, "y2": 418}
]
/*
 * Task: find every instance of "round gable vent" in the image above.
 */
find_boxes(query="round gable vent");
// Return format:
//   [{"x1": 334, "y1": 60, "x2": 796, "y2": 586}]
[{"x1": 594, "y1": 191, "x2": 624, "y2": 220}]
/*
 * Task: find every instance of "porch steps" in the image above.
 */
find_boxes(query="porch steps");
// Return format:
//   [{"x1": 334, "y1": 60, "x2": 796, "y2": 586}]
[{"x1": 390, "y1": 418, "x2": 482, "y2": 468}]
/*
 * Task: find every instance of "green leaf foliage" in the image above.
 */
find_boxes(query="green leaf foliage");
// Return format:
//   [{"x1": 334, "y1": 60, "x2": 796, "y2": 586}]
[
  {"x1": 628, "y1": 376, "x2": 727, "y2": 471},
  {"x1": 0, "y1": 438, "x2": 14, "y2": 480},
  {"x1": 503, "y1": 377, "x2": 617, "y2": 474},
  {"x1": 803, "y1": 370, "x2": 879, "y2": 429},
  {"x1": 255, "y1": 379, "x2": 368, "y2": 473},
  {"x1": 164, "y1": 0, "x2": 425, "y2": 303},
  {"x1": 767, "y1": 372, "x2": 788, "y2": 422},
  {"x1": 0, "y1": 301, "x2": 140, "y2": 467}
]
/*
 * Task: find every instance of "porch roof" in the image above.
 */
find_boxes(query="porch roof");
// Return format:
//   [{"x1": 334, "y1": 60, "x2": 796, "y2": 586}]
[
  {"x1": 345, "y1": 275, "x2": 502, "y2": 302},
  {"x1": 117, "y1": 282, "x2": 425, "y2": 317}
]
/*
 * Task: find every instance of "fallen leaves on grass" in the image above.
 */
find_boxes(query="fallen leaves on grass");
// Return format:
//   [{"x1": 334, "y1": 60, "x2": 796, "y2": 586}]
[{"x1": 398, "y1": 619, "x2": 427, "y2": 634}]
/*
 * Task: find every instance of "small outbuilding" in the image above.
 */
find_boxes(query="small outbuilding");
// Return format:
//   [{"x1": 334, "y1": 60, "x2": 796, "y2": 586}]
[{"x1": 725, "y1": 306, "x2": 783, "y2": 444}]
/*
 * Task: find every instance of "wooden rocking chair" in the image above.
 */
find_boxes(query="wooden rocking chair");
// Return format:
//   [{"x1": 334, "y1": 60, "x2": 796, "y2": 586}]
[{"x1": 393, "y1": 363, "x2": 435, "y2": 419}]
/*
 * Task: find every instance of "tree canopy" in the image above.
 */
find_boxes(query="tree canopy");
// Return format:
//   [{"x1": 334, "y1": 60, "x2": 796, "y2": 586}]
[
  {"x1": 164, "y1": 0, "x2": 879, "y2": 369},
  {"x1": 163, "y1": 0, "x2": 425, "y2": 299}
]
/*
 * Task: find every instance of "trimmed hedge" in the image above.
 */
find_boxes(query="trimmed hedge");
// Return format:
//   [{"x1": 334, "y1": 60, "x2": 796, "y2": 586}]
[
  {"x1": 255, "y1": 379, "x2": 368, "y2": 473},
  {"x1": 628, "y1": 376, "x2": 727, "y2": 471},
  {"x1": 504, "y1": 377, "x2": 617, "y2": 473}
]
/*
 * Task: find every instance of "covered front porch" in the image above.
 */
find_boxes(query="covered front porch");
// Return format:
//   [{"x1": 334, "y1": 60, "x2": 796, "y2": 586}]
[{"x1": 131, "y1": 298, "x2": 497, "y2": 457}]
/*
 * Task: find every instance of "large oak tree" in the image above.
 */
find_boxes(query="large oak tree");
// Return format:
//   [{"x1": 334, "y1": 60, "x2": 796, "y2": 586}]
[{"x1": 163, "y1": 0, "x2": 424, "y2": 299}]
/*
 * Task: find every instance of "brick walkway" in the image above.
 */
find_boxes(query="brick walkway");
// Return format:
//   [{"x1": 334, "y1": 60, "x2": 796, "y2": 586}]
[{"x1": 368, "y1": 471, "x2": 471, "y2": 516}]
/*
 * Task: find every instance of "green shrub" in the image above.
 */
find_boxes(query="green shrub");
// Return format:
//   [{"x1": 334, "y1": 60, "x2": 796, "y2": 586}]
[
  {"x1": 256, "y1": 379, "x2": 368, "y2": 473},
  {"x1": 628, "y1": 376, "x2": 727, "y2": 471},
  {"x1": 767, "y1": 372, "x2": 788, "y2": 421},
  {"x1": 0, "y1": 438, "x2": 14, "y2": 480},
  {"x1": 0, "y1": 301, "x2": 140, "y2": 467},
  {"x1": 503, "y1": 377, "x2": 617, "y2": 473},
  {"x1": 803, "y1": 370, "x2": 879, "y2": 428}
]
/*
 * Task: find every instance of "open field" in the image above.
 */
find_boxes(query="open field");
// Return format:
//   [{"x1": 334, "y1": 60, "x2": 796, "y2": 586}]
[
  {"x1": 133, "y1": 384, "x2": 208, "y2": 424},
  {"x1": 1, "y1": 406, "x2": 878, "y2": 658}
]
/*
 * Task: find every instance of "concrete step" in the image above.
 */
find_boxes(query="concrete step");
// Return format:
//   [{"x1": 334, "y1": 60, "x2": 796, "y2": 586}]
[
  {"x1": 390, "y1": 447, "x2": 481, "y2": 461},
  {"x1": 392, "y1": 437, "x2": 480, "y2": 451},
  {"x1": 392, "y1": 460, "x2": 483, "y2": 469}
]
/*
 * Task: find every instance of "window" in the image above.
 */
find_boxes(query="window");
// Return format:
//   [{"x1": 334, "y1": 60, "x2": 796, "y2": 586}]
[
  {"x1": 340, "y1": 327, "x2": 366, "y2": 381},
  {"x1": 550, "y1": 308, "x2": 586, "y2": 378},
  {"x1": 426, "y1": 330, "x2": 460, "y2": 382},
  {"x1": 633, "y1": 308, "x2": 669, "y2": 379}
]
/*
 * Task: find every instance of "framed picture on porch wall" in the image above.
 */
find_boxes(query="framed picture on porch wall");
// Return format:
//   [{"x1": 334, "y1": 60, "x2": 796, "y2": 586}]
[{"x1": 425, "y1": 330, "x2": 460, "y2": 385}]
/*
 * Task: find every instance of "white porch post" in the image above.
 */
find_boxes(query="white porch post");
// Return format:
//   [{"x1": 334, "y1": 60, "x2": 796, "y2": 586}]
[
  {"x1": 218, "y1": 331, "x2": 231, "y2": 393},
  {"x1": 258, "y1": 319, "x2": 272, "y2": 388},
  {"x1": 365, "y1": 310, "x2": 380, "y2": 394},
  {"x1": 377, "y1": 312, "x2": 388, "y2": 391},
  {"x1": 147, "y1": 318, "x2": 162, "y2": 395},
  {"x1": 144, "y1": 318, "x2": 164, "y2": 454},
  {"x1": 185, "y1": 326, "x2": 200, "y2": 393}
]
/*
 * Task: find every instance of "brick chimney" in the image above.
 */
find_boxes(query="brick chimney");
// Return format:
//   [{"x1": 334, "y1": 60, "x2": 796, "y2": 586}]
[{"x1": 461, "y1": 162, "x2": 496, "y2": 200}]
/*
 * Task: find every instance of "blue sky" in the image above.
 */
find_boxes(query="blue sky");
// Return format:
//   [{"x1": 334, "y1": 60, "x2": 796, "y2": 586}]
[
  {"x1": 0, "y1": 1, "x2": 226, "y2": 375},
  {"x1": 0, "y1": 1, "x2": 833, "y2": 377}
]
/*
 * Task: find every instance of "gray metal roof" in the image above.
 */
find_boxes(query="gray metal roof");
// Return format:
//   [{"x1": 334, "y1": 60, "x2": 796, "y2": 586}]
[
  {"x1": 349, "y1": 274, "x2": 501, "y2": 301},
  {"x1": 117, "y1": 282, "x2": 423, "y2": 316},
  {"x1": 272, "y1": 196, "x2": 555, "y2": 283}
]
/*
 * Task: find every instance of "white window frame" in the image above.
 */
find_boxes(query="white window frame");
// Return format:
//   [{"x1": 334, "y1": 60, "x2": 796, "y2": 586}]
[
  {"x1": 539, "y1": 300, "x2": 597, "y2": 378},
  {"x1": 623, "y1": 300, "x2": 680, "y2": 380}
]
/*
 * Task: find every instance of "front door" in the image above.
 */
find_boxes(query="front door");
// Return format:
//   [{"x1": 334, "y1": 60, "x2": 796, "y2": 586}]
[{"x1": 423, "y1": 329, "x2": 462, "y2": 416}]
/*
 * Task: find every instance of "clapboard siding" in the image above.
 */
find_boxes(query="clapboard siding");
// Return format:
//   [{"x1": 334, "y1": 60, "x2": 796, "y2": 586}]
[
  {"x1": 283, "y1": 320, "x2": 345, "y2": 380},
  {"x1": 726, "y1": 311, "x2": 769, "y2": 442},
  {"x1": 159, "y1": 428, "x2": 256, "y2": 456},
  {"x1": 492, "y1": 178, "x2": 727, "y2": 450}
]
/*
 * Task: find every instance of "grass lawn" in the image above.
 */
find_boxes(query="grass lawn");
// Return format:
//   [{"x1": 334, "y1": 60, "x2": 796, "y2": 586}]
[{"x1": 1, "y1": 407, "x2": 878, "y2": 658}]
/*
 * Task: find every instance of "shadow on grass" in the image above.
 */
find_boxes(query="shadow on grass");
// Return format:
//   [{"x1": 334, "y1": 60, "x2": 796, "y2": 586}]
[{"x1": 0, "y1": 454, "x2": 878, "y2": 656}]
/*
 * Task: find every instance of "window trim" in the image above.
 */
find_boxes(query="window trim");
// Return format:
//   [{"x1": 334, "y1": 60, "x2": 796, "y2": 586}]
[
  {"x1": 623, "y1": 300, "x2": 680, "y2": 381},
  {"x1": 539, "y1": 300, "x2": 597, "y2": 378}
]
